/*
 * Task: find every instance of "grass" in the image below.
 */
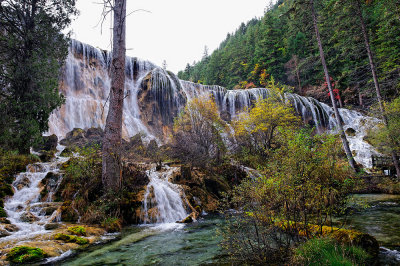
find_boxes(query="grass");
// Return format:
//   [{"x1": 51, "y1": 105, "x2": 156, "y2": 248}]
[{"x1": 294, "y1": 237, "x2": 371, "y2": 265}]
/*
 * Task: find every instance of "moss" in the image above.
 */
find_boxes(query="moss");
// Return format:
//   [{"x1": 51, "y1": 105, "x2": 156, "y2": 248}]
[
  {"x1": 67, "y1": 226, "x2": 86, "y2": 236},
  {"x1": 0, "y1": 207, "x2": 7, "y2": 218},
  {"x1": 54, "y1": 233, "x2": 89, "y2": 245},
  {"x1": 6, "y1": 246, "x2": 46, "y2": 263}
]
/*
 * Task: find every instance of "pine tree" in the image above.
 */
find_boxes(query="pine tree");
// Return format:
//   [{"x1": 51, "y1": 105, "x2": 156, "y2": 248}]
[{"x1": 0, "y1": 0, "x2": 77, "y2": 153}]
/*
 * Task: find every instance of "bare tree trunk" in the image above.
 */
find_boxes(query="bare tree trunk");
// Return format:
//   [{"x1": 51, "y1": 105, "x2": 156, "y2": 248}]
[
  {"x1": 355, "y1": 0, "x2": 400, "y2": 177},
  {"x1": 102, "y1": 0, "x2": 127, "y2": 191},
  {"x1": 294, "y1": 55, "x2": 302, "y2": 90},
  {"x1": 310, "y1": 0, "x2": 358, "y2": 172}
]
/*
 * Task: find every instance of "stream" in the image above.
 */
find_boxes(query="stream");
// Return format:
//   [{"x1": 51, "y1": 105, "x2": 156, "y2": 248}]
[{"x1": 59, "y1": 194, "x2": 400, "y2": 265}]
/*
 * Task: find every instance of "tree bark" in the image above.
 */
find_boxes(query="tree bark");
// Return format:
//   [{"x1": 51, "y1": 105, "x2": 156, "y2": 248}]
[
  {"x1": 102, "y1": 0, "x2": 127, "y2": 191},
  {"x1": 310, "y1": 0, "x2": 358, "y2": 172},
  {"x1": 355, "y1": 0, "x2": 400, "y2": 177}
]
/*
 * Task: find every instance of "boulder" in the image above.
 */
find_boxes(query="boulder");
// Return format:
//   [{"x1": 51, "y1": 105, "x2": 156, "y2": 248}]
[
  {"x1": 20, "y1": 212, "x2": 39, "y2": 223},
  {"x1": 15, "y1": 176, "x2": 31, "y2": 190},
  {"x1": 33, "y1": 134, "x2": 58, "y2": 153},
  {"x1": 0, "y1": 218, "x2": 11, "y2": 224},
  {"x1": 4, "y1": 224, "x2": 19, "y2": 232},
  {"x1": 45, "y1": 223, "x2": 60, "y2": 230},
  {"x1": 0, "y1": 229, "x2": 10, "y2": 238},
  {"x1": 345, "y1": 128, "x2": 357, "y2": 137}
]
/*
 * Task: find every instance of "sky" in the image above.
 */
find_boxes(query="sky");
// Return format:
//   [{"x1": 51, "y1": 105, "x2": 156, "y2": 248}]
[{"x1": 69, "y1": 0, "x2": 272, "y2": 73}]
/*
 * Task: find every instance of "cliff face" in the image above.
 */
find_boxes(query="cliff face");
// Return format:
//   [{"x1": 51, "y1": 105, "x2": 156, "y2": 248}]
[{"x1": 48, "y1": 40, "x2": 379, "y2": 168}]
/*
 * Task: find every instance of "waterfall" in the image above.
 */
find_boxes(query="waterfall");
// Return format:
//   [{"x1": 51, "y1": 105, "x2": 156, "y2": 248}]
[
  {"x1": 142, "y1": 166, "x2": 188, "y2": 224},
  {"x1": 47, "y1": 40, "x2": 380, "y2": 169},
  {"x1": 1, "y1": 146, "x2": 68, "y2": 242}
]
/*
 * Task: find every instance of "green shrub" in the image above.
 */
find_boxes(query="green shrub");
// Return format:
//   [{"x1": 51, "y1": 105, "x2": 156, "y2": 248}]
[
  {"x1": 294, "y1": 238, "x2": 371, "y2": 265},
  {"x1": 0, "y1": 207, "x2": 7, "y2": 217},
  {"x1": 67, "y1": 226, "x2": 86, "y2": 236},
  {"x1": 6, "y1": 246, "x2": 46, "y2": 263},
  {"x1": 54, "y1": 233, "x2": 89, "y2": 245},
  {"x1": 101, "y1": 217, "x2": 122, "y2": 232}
]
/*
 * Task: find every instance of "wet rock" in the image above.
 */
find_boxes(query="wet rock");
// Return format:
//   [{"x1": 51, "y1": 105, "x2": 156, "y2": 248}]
[
  {"x1": 4, "y1": 224, "x2": 19, "y2": 232},
  {"x1": 15, "y1": 176, "x2": 31, "y2": 190},
  {"x1": 60, "y1": 127, "x2": 103, "y2": 151},
  {"x1": 177, "y1": 215, "x2": 193, "y2": 224},
  {"x1": 0, "y1": 229, "x2": 10, "y2": 237},
  {"x1": 0, "y1": 218, "x2": 11, "y2": 224},
  {"x1": 20, "y1": 212, "x2": 39, "y2": 223},
  {"x1": 45, "y1": 223, "x2": 60, "y2": 230},
  {"x1": 33, "y1": 134, "x2": 58, "y2": 153},
  {"x1": 345, "y1": 127, "x2": 357, "y2": 137}
]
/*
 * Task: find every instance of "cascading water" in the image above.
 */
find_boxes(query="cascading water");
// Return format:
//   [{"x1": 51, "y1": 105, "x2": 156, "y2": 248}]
[
  {"x1": 48, "y1": 40, "x2": 380, "y2": 169},
  {"x1": 1, "y1": 146, "x2": 68, "y2": 242},
  {"x1": 142, "y1": 166, "x2": 188, "y2": 224}
]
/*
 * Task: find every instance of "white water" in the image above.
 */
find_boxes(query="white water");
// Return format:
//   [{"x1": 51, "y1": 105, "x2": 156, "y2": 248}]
[
  {"x1": 1, "y1": 146, "x2": 68, "y2": 242},
  {"x1": 142, "y1": 166, "x2": 188, "y2": 224},
  {"x1": 47, "y1": 40, "x2": 381, "y2": 169}
]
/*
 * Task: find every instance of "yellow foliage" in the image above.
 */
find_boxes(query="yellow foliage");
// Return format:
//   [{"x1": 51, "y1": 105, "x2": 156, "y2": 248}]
[{"x1": 233, "y1": 92, "x2": 299, "y2": 151}]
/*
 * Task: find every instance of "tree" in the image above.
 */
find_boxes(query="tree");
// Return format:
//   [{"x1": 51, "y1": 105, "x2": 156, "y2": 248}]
[
  {"x1": 0, "y1": 0, "x2": 77, "y2": 153},
  {"x1": 310, "y1": 0, "x2": 358, "y2": 172},
  {"x1": 233, "y1": 90, "x2": 299, "y2": 158},
  {"x1": 221, "y1": 129, "x2": 353, "y2": 263},
  {"x1": 172, "y1": 95, "x2": 227, "y2": 167},
  {"x1": 102, "y1": 0, "x2": 126, "y2": 191},
  {"x1": 354, "y1": 0, "x2": 400, "y2": 177}
]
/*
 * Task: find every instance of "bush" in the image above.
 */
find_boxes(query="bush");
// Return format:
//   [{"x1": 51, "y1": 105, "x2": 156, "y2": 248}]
[
  {"x1": 0, "y1": 207, "x2": 6, "y2": 218},
  {"x1": 67, "y1": 226, "x2": 86, "y2": 236},
  {"x1": 294, "y1": 238, "x2": 371, "y2": 265},
  {"x1": 7, "y1": 246, "x2": 46, "y2": 263},
  {"x1": 101, "y1": 217, "x2": 122, "y2": 232},
  {"x1": 220, "y1": 129, "x2": 354, "y2": 263}
]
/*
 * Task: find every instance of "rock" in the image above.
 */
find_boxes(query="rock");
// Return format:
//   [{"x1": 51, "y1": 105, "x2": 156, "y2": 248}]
[
  {"x1": 0, "y1": 229, "x2": 10, "y2": 238},
  {"x1": 0, "y1": 218, "x2": 11, "y2": 224},
  {"x1": 39, "y1": 150, "x2": 55, "y2": 162},
  {"x1": 4, "y1": 224, "x2": 19, "y2": 232},
  {"x1": 15, "y1": 176, "x2": 31, "y2": 190},
  {"x1": 345, "y1": 128, "x2": 357, "y2": 137},
  {"x1": 20, "y1": 212, "x2": 39, "y2": 223},
  {"x1": 180, "y1": 165, "x2": 191, "y2": 180},
  {"x1": 41, "y1": 206, "x2": 58, "y2": 216},
  {"x1": 45, "y1": 223, "x2": 60, "y2": 230},
  {"x1": 177, "y1": 215, "x2": 193, "y2": 224},
  {"x1": 33, "y1": 134, "x2": 58, "y2": 153}
]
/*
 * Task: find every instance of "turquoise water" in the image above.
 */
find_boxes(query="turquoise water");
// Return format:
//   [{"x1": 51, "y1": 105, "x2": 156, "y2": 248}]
[
  {"x1": 62, "y1": 194, "x2": 400, "y2": 265},
  {"x1": 61, "y1": 215, "x2": 226, "y2": 266}
]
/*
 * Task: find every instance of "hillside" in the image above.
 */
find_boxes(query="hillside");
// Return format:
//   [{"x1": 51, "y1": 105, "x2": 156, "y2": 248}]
[{"x1": 178, "y1": 0, "x2": 400, "y2": 107}]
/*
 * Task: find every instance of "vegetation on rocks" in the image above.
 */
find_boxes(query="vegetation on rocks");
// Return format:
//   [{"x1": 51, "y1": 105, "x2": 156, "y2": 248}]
[
  {"x1": 55, "y1": 233, "x2": 89, "y2": 245},
  {"x1": 6, "y1": 246, "x2": 46, "y2": 263}
]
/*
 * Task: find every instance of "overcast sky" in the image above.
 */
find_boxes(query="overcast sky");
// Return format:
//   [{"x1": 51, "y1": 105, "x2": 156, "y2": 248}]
[{"x1": 69, "y1": 0, "x2": 271, "y2": 73}]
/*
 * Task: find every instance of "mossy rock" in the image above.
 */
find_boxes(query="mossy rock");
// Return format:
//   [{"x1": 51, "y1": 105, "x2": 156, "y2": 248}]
[
  {"x1": 7, "y1": 246, "x2": 47, "y2": 263},
  {"x1": 54, "y1": 233, "x2": 89, "y2": 245},
  {"x1": 68, "y1": 226, "x2": 86, "y2": 236}
]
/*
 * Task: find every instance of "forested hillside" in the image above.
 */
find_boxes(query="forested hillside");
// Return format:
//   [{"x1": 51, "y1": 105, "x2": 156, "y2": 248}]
[{"x1": 178, "y1": 0, "x2": 400, "y2": 106}]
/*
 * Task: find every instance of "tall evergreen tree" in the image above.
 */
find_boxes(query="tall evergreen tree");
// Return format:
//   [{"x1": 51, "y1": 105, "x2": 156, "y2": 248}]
[{"x1": 0, "y1": 0, "x2": 77, "y2": 153}]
